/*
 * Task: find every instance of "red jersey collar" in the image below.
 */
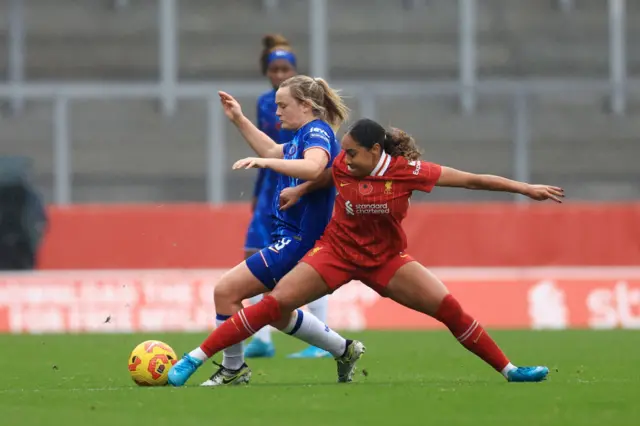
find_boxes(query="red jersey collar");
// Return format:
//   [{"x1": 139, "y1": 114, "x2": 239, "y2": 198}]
[{"x1": 370, "y1": 150, "x2": 392, "y2": 177}]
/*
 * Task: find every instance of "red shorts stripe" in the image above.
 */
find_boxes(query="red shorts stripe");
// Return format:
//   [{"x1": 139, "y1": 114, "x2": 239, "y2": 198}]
[{"x1": 300, "y1": 243, "x2": 415, "y2": 294}]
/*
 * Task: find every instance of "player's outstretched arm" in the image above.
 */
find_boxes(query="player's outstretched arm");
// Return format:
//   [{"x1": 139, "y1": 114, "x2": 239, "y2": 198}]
[
  {"x1": 436, "y1": 166, "x2": 564, "y2": 203},
  {"x1": 279, "y1": 169, "x2": 334, "y2": 210},
  {"x1": 219, "y1": 91, "x2": 283, "y2": 159},
  {"x1": 233, "y1": 148, "x2": 329, "y2": 182}
]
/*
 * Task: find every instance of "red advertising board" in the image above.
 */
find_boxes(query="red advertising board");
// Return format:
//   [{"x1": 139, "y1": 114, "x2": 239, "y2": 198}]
[{"x1": 1, "y1": 268, "x2": 638, "y2": 333}]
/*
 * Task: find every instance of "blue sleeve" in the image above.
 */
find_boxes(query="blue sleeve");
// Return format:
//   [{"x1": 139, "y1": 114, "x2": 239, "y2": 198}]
[
  {"x1": 253, "y1": 168, "x2": 266, "y2": 198},
  {"x1": 252, "y1": 98, "x2": 266, "y2": 198},
  {"x1": 302, "y1": 126, "x2": 332, "y2": 156},
  {"x1": 256, "y1": 99, "x2": 265, "y2": 132}
]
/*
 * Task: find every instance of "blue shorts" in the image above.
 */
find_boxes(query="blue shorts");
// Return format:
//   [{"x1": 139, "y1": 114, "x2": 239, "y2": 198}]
[
  {"x1": 244, "y1": 210, "x2": 272, "y2": 252},
  {"x1": 246, "y1": 236, "x2": 312, "y2": 290}
]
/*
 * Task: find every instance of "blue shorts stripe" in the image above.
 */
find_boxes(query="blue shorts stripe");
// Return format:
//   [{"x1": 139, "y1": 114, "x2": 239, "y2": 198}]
[
  {"x1": 287, "y1": 309, "x2": 304, "y2": 335},
  {"x1": 259, "y1": 251, "x2": 269, "y2": 267}
]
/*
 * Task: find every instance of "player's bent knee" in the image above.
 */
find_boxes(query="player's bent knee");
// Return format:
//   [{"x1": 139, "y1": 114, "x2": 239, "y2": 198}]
[
  {"x1": 269, "y1": 292, "x2": 298, "y2": 315},
  {"x1": 270, "y1": 311, "x2": 294, "y2": 330},
  {"x1": 213, "y1": 273, "x2": 244, "y2": 307}
]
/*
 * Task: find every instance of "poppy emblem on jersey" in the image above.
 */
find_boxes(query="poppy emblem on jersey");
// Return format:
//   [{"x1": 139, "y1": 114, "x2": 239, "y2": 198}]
[
  {"x1": 384, "y1": 180, "x2": 393, "y2": 195},
  {"x1": 287, "y1": 144, "x2": 297, "y2": 156},
  {"x1": 358, "y1": 182, "x2": 373, "y2": 195}
]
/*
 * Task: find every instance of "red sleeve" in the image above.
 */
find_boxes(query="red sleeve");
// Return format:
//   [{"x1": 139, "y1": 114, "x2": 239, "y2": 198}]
[
  {"x1": 332, "y1": 151, "x2": 346, "y2": 172},
  {"x1": 408, "y1": 160, "x2": 442, "y2": 193}
]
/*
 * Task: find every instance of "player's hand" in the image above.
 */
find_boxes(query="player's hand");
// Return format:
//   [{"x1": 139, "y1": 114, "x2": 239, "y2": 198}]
[
  {"x1": 279, "y1": 187, "x2": 303, "y2": 210},
  {"x1": 218, "y1": 91, "x2": 244, "y2": 124},
  {"x1": 233, "y1": 157, "x2": 268, "y2": 170},
  {"x1": 523, "y1": 184, "x2": 565, "y2": 203}
]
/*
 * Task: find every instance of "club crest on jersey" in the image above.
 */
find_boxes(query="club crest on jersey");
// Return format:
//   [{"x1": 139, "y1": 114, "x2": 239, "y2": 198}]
[
  {"x1": 287, "y1": 144, "x2": 297, "y2": 156},
  {"x1": 384, "y1": 180, "x2": 393, "y2": 195},
  {"x1": 358, "y1": 182, "x2": 373, "y2": 195}
]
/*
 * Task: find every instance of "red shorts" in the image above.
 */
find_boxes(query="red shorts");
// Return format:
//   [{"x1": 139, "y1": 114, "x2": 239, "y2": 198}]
[{"x1": 300, "y1": 243, "x2": 415, "y2": 295}]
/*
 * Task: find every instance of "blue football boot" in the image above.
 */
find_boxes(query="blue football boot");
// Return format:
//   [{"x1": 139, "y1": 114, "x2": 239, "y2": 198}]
[
  {"x1": 507, "y1": 366, "x2": 550, "y2": 382},
  {"x1": 287, "y1": 345, "x2": 333, "y2": 359},
  {"x1": 167, "y1": 354, "x2": 203, "y2": 387},
  {"x1": 244, "y1": 338, "x2": 276, "y2": 358}
]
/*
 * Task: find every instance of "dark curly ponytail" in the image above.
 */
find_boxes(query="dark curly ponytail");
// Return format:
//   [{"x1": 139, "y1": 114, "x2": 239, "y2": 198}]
[{"x1": 382, "y1": 128, "x2": 422, "y2": 161}]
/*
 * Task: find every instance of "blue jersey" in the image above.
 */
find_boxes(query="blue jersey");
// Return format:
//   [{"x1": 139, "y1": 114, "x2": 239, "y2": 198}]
[
  {"x1": 245, "y1": 119, "x2": 339, "y2": 290},
  {"x1": 245, "y1": 89, "x2": 296, "y2": 250},
  {"x1": 272, "y1": 120, "x2": 339, "y2": 242}
]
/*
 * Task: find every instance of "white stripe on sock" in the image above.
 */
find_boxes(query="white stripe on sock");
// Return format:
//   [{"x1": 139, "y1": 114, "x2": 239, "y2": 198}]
[
  {"x1": 457, "y1": 320, "x2": 478, "y2": 343},
  {"x1": 238, "y1": 310, "x2": 256, "y2": 334}
]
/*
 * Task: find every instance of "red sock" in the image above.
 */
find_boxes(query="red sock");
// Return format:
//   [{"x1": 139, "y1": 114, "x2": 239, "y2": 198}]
[
  {"x1": 200, "y1": 295, "x2": 282, "y2": 357},
  {"x1": 434, "y1": 294, "x2": 510, "y2": 372}
]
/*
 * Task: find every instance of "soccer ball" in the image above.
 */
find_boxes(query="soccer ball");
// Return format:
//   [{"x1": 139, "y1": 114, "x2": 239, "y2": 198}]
[{"x1": 128, "y1": 340, "x2": 178, "y2": 386}]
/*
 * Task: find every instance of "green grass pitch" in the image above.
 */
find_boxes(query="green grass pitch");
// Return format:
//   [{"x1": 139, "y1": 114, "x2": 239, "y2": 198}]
[{"x1": 1, "y1": 330, "x2": 637, "y2": 426}]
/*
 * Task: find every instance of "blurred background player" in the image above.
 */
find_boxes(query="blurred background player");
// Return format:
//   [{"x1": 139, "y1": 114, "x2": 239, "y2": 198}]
[
  {"x1": 187, "y1": 118, "x2": 563, "y2": 383},
  {"x1": 243, "y1": 34, "x2": 332, "y2": 359}
]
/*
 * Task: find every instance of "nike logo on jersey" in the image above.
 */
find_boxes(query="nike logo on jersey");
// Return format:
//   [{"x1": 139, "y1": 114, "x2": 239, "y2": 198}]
[{"x1": 339, "y1": 182, "x2": 351, "y2": 187}]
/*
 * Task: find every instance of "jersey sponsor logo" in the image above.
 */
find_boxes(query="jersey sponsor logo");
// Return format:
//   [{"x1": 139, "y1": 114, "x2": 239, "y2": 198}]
[
  {"x1": 345, "y1": 200, "x2": 355, "y2": 216},
  {"x1": 307, "y1": 127, "x2": 331, "y2": 144},
  {"x1": 358, "y1": 182, "x2": 374, "y2": 195},
  {"x1": 409, "y1": 160, "x2": 421, "y2": 176},
  {"x1": 384, "y1": 180, "x2": 393, "y2": 195},
  {"x1": 309, "y1": 127, "x2": 330, "y2": 138},
  {"x1": 356, "y1": 203, "x2": 390, "y2": 215},
  {"x1": 345, "y1": 199, "x2": 389, "y2": 215}
]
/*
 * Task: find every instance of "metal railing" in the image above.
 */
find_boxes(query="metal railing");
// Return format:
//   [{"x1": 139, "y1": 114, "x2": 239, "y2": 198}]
[
  {"x1": 2, "y1": 0, "x2": 634, "y2": 205},
  {"x1": 3, "y1": 78, "x2": 639, "y2": 204}
]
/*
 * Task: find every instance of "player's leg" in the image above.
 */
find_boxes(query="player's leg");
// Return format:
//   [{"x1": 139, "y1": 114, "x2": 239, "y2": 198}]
[
  {"x1": 244, "y1": 293, "x2": 276, "y2": 357},
  {"x1": 168, "y1": 241, "x2": 356, "y2": 386},
  {"x1": 243, "y1": 220, "x2": 276, "y2": 357},
  {"x1": 244, "y1": 276, "x2": 276, "y2": 358},
  {"x1": 287, "y1": 296, "x2": 332, "y2": 359},
  {"x1": 195, "y1": 260, "x2": 364, "y2": 383},
  {"x1": 170, "y1": 245, "x2": 364, "y2": 386},
  {"x1": 379, "y1": 259, "x2": 548, "y2": 382},
  {"x1": 210, "y1": 261, "x2": 268, "y2": 372},
  {"x1": 271, "y1": 262, "x2": 365, "y2": 382},
  {"x1": 168, "y1": 263, "x2": 328, "y2": 387},
  {"x1": 244, "y1": 239, "x2": 353, "y2": 363},
  {"x1": 170, "y1": 261, "x2": 267, "y2": 387}
]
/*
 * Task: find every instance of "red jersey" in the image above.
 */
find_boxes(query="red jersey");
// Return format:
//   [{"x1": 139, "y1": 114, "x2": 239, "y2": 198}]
[{"x1": 319, "y1": 150, "x2": 442, "y2": 267}]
